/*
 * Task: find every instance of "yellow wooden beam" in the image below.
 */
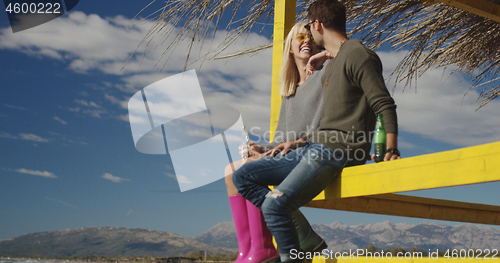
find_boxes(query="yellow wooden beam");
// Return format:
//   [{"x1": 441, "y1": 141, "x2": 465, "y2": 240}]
[
  {"x1": 305, "y1": 193, "x2": 500, "y2": 225},
  {"x1": 270, "y1": 0, "x2": 295, "y2": 141},
  {"x1": 428, "y1": 0, "x2": 500, "y2": 23},
  {"x1": 312, "y1": 141, "x2": 500, "y2": 200}
]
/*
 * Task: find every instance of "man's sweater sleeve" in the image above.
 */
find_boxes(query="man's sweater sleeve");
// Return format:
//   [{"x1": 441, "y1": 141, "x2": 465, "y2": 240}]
[{"x1": 353, "y1": 51, "x2": 398, "y2": 134}]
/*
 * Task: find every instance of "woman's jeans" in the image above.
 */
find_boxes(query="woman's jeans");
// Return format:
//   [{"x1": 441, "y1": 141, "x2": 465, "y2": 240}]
[{"x1": 232, "y1": 143, "x2": 348, "y2": 261}]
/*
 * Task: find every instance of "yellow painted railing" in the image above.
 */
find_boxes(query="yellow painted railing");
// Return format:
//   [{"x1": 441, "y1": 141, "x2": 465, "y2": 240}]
[{"x1": 312, "y1": 141, "x2": 500, "y2": 200}]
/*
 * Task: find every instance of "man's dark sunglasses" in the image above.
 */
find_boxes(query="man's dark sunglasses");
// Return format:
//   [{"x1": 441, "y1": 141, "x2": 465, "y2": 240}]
[{"x1": 304, "y1": 21, "x2": 314, "y2": 31}]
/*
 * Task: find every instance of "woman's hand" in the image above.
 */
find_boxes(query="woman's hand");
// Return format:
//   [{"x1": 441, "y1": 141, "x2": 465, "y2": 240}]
[
  {"x1": 239, "y1": 142, "x2": 261, "y2": 158},
  {"x1": 248, "y1": 142, "x2": 261, "y2": 155},
  {"x1": 263, "y1": 139, "x2": 307, "y2": 157},
  {"x1": 306, "y1": 51, "x2": 330, "y2": 75}
]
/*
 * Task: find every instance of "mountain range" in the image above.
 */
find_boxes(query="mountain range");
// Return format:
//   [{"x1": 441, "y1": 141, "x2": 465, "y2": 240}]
[
  {"x1": 196, "y1": 221, "x2": 500, "y2": 252},
  {"x1": 0, "y1": 227, "x2": 236, "y2": 257},
  {"x1": 1, "y1": 221, "x2": 499, "y2": 257}
]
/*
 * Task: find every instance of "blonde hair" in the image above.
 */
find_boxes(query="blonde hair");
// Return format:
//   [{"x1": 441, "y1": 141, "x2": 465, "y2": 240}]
[{"x1": 279, "y1": 21, "x2": 314, "y2": 97}]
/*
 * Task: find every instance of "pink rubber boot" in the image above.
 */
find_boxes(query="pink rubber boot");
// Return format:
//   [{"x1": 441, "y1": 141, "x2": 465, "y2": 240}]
[
  {"x1": 229, "y1": 194, "x2": 252, "y2": 263},
  {"x1": 245, "y1": 199, "x2": 279, "y2": 262}
]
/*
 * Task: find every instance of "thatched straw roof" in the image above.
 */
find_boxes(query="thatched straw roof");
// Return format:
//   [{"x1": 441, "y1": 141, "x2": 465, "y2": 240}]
[{"x1": 138, "y1": 0, "x2": 500, "y2": 108}]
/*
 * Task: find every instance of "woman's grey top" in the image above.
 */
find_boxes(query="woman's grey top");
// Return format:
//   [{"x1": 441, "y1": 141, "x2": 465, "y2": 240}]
[{"x1": 259, "y1": 66, "x2": 325, "y2": 152}]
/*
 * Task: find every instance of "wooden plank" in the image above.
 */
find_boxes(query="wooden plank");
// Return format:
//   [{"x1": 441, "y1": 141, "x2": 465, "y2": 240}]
[
  {"x1": 305, "y1": 193, "x2": 500, "y2": 225},
  {"x1": 436, "y1": 0, "x2": 500, "y2": 23},
  {"x1": 270, "y1": 0, "x2": 295, "y2": 141},
  {"x1": 312, "y1": 141, "x2": 500, "y2": 200}
]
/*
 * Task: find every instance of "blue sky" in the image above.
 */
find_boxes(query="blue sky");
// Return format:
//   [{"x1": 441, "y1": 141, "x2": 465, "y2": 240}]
[{"x1": 1, "y1": 0, "x2": 500, "y2": 241}]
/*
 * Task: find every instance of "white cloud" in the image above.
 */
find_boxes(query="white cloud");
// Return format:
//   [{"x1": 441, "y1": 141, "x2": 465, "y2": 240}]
[
  {"x1": 45, "y1": 197, "x2": 78, "y2": 208},
  {"x1": 47, "y1": 131, "x2": 88, "y2": 145},
  {"x1": 0, "y1": 12, "x2": 229, "y2": 76},
  {"x1": 0, "y1": 12, "x2": 274, "y2": 131},
  {"x1": 3, "y1": 104, "x2": 27, "y2": 110},
  {"x1": 185, "y1": 128, "x2": 213, "y2": 139},
  {"x1": 26, "y1": 11, "x2": 500, "y2": 148},
  {"x1": 15, "y1": 168, "x2": 57, "y2": 178},
  {"x1": 102, "y1": 173, "x2": 130, "y2": 183},
  {"x1": 211, "y1": 132, "x2": 243, "y2": 143},
  {"x1": 104, "y1": 94, "x2": 123, "y2": 105},
  {"x1": 164, "y1": 172, "x2": 176, "y2": 179},
  {"x1": 54, "y1": 116, "x2": 68, "y2": 125},
  {"x1": 118, "y1": 114, "x2": 132, "y2": 123},
  {"x1": 199, "y1": 169, "x2": 214, "y2": 177},
  {"x1": 0, "y1": 12, "x2": 149, "y2": 68},
  {"x1": 18, "y1": 133, "x2": 49, "y2": 142},
  {"x1": 1, "y1": 10, "x2": 497, "y2": 148},
  {"x1": 67, "y1": 99, "x2": 107, "y2": 118},
  {"x1": 82, "y1": 109, "x2": 106, "y2": 118},
  {"x1": 397, "y1": 139, "x2": 418, "y2": 150},
  {"x1": 165, "y1": 172, "x2": 192, "y2": 184},
  {"x1": 176, "y1": 174, "x2": 192, "y2": 184},
  {"x1": 75, "y1": 99, "x2": 101, "y2": 108},
  {"x1": 378, "y1": 51, "x2": 500, "y2": 147},
  {"x1": 0, "y1": 131, "x2": 18, "y2": 139},
  {"x1": 2, "y1": 131, "x2": 87, "y2": 145},
  {"x1": 1, "y1": 132, "x2": 49, "y2": 142}
]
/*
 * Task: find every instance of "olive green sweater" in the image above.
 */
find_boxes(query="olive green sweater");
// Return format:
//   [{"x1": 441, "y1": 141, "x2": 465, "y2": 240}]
[{"x1": 305, "y1": 40, "x2": 398, "y2": 163}]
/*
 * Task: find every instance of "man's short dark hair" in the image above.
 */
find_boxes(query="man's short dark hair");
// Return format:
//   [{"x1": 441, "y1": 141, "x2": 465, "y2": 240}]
[{"x1": 307, "y1": 0, "x2": 346, "y2": 33}]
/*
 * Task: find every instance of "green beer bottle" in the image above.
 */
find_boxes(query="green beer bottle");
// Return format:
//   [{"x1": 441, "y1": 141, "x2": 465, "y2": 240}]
[{"x1": 374, "y1": 114, "x2": 386, "y2": 163}]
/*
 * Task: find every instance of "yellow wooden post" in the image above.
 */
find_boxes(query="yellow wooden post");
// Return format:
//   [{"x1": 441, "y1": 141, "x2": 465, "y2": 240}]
[{"x1": 270, "y1": 0, "x2": 295, "y2": 141}]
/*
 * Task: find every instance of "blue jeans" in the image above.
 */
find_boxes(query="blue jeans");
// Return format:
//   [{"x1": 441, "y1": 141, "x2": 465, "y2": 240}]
[{"x1": 232, "y1": 143, "x2": 348, "y2": 261}]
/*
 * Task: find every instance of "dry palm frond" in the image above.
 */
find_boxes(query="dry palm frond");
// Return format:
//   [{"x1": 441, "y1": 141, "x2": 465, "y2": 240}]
[
  {"x1": 136, "y1": 0, "x2": 274, "y2": 71},
  {"x1": 138, "y1": 0, "x2": 500, "y2": 108},
  {"x1": 343, "y1": 0, "x2": 500, "y2": 109}
]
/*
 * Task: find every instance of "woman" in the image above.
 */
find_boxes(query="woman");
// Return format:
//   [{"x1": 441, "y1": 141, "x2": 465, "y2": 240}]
[{"x1": 224, "y1": 21, "x2": 327, "y2": 263}]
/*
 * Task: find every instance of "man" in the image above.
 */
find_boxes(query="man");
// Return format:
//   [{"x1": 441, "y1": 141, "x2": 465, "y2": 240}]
[{"x1": 232, "y1": 0, "x2": 400, "y2": 262}]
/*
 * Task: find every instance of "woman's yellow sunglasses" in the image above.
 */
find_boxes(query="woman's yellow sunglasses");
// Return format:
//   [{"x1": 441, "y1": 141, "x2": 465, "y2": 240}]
[{"x1": 296, "y1": 33, "x2": 315, "y2": 44}]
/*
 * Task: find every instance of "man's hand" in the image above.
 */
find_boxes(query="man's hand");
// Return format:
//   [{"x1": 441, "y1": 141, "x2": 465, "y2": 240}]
[
  {"x1": 264, "y1": 139, "x2": 307, "y2": 157},
  {"x1": 370, "y1": 133, "x2": 401, "y2": 162},
  {"x1": 371, "y1": 151, "x2": 401, "y2": 162}
]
